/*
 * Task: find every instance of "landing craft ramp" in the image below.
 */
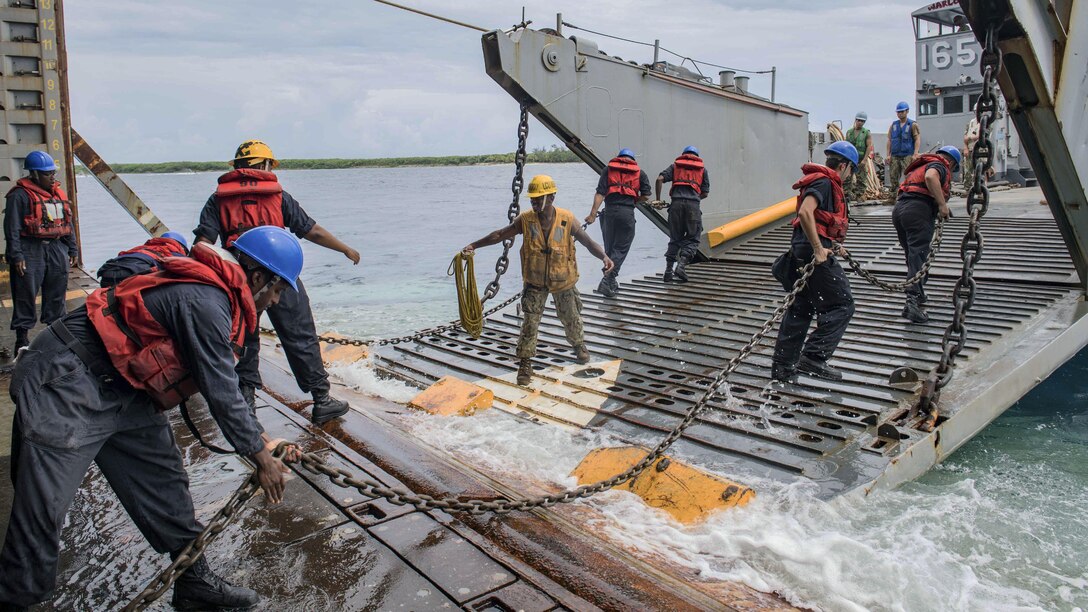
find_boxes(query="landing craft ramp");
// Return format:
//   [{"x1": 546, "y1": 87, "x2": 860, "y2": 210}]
[{"x1": 375, "y1": 188, "x2": 1088, "y2": 499}]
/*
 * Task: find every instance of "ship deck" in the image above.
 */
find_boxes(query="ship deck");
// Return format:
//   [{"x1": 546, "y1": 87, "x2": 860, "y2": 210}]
[{"x1": 375, "y1": 186, "x2": 1088, "y2": 499}]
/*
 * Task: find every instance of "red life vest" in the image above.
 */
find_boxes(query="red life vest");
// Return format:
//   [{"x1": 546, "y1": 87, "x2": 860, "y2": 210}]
[
  {"x1": 673, "y1": 154, "x2": 705, "y2": 195},
  {"x1": 790, "y1": 163, "x2": 849, "y2": 242},
  {"x1": 117, "y1": 237, "x2": 188, "y2": 262},
  {"x1": 605, "y1": 156, "x2": 641, "y2": 198},
  {"x1": 898, "y1": 153, "x2": 952, "y2": 200},
  {"x1": 8, "y1": 178, "x2": 74, "y2": 239},
  {"x1": 215, "y1": 168, "x2": 284, "y2": 247},
  {"x1": 86, "y1": 243, "x2": 257, "y2": 411}
]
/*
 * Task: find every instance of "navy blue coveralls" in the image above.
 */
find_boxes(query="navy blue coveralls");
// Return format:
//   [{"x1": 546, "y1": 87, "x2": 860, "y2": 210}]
[
  {"x1": 195, "y1": 191, "x2": 330, "y2": 396},
  {"x1": 659, "y1": 163, "x2": 711, "y2": 263},
  {"x1": 772, "y1": 177, "x2": 856, "y2": 368},
  {"x1": 892, "y1": 161, "x2": 949, "y2": 305},
  {"x1": 595, "y1": 169, "x2": 651, "y2": 279},
  {"x1": 97, "y1": 252, "x2": 160, "y2": 287},
  {"x1": 0, "y1": 284, "x2": 264, "y2": 607},
  {"x1": 3, "y1": 186, "x2": 78, "y2": 333}
]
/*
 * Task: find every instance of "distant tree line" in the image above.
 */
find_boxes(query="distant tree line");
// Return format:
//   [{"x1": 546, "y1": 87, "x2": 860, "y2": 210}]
[{"x1": 79, "y1": 146, "x2": 581, "y2": 175}]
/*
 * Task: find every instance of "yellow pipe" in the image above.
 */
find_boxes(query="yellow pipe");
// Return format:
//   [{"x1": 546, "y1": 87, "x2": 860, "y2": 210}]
[{"x1": 707, "y1": 197, "x2": 796, "y2": 247}]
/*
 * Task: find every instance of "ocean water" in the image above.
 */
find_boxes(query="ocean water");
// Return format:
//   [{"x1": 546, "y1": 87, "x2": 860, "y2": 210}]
[{"x1": 76, "y1": 166, "x2": 1087, "y2": 611}]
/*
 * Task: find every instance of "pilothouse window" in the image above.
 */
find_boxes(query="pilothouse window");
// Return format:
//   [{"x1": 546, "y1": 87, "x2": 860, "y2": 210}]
[
  {"x1": 919, "y1": 98, "x2": 938, "y2": 116},
  {"x1": 943, "y1": 95, "x2": 964, "y2": 114}
]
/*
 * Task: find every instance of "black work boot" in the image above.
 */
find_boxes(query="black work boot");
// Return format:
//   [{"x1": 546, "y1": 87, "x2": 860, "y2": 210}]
[
  {"x1": 517, "y1": 358, "x2": 533, "y2": 386},
  {"x1": 663, "y1": 261, "x2": 675, "y2": 283},
  {"x1": 574, "y1": 344, "x2": 591, "y2": 364},
  {"x1": 902, "y1": 300, "x2": 929, "y2": 324},
  {"x1": 595, "y1": 276, "x2": 616, "y2": 298},
  {"x1": 171, "y1": 554, "x2": 259, "y2": 611},
  {"x1": 608, "y1": 274, "x2": 620, "y2": 295},
  {"x1": 13, "y1": 329, "x2": 29, "y2": 354},
  {"x1": 311, "y1": 390, "x2": 349, "y2": 425},
  {"x1": 674, "y1": 255, "x2": 690, "y2": 283},
  {"x1": 240, "y1": 385, "x2": 257, "y2": 412},
  {"x1": 771, "y1": 362, "x2": 797, "y2": 383},
  {"x1": 797, "y1": 355, "x2": 843, "y2": 382}
]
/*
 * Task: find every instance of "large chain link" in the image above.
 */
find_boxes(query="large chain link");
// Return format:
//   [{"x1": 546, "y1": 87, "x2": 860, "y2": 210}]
[
  {"x1": 482, "y1": 103, "x2": 529, "y2": 303},
  {"x1": 915, "y1": 19, "x2": 1002, "y2": 431},
  {"x1": 839, "y1": 218, "x2": 945, "y2": 292}
]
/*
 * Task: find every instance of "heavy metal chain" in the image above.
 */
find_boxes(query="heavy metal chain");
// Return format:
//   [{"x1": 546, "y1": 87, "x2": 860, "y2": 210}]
[
  {"x1": 839, "y1": 218, "x2": 945, "y2": 292},
  {"x1": 124, "y1": 470, "x2": 264, "y2": 611},
  {"x1": 482, "y1": 103, "x2": 530, "y2": 303},
  {"x1": 915, "y1": 19, "x2": 1002, "y2": 431}
]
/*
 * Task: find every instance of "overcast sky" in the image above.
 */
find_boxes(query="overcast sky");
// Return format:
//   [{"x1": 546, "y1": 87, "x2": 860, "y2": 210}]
[{"x1": 65, "y1": 0, "x2": 926, "y2": 163}]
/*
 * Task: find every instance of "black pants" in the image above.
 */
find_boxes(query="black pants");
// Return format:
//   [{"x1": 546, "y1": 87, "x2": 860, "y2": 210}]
[
  {"x1": 8, "y1": 238, "x2": 69, "y2": 331},
  {"x1": 892, "y1": 199, "x2": 936, "y2": 303},
  {"x1": 665, "y1": 199, "x2": 702, "y2": 262},
  {"x1": 236, "y1": 277, "x2": 329, "y2": 395},
  {"x1": 0, "y1": 328, "x2": 200, "y2": 607},
  {"x1": 600, "y1": 205, "x2": 636, "y2": 277},
  {"x1": 772, "y1": 244, "x2": 855, "y2": 366}
]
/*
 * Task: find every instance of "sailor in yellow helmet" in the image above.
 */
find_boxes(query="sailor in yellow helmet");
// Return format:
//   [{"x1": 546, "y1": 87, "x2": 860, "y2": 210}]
[{"x1": 463, "y1": 175, "x2": 614, "y2": 386}]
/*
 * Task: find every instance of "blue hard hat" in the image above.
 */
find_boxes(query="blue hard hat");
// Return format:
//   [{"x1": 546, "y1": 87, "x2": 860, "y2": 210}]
[
  {"x1": 937, "y1": 145, "x2": 963, "y2": 171},
  {"x1": 682, "y1": 146, "x2": 700, "y2": 156},
  {"x1": 162, "y1": 231, "x2": 190, "y2": 252},
  {"x1": 618, "y1": 148, "x2": 636, "y2": 159},
  {"x1": 895, "y1": 101, "x2": 910, "y2": 112},
  {"x1": 825, "y1": 141, "x2": 859, "y2": 169},
  {"x1": 24, "y1": 151, "x2": 57, "y2": 172},
  {"x1": 232, "y1": 226, "x2": 303, "y2": 291}
]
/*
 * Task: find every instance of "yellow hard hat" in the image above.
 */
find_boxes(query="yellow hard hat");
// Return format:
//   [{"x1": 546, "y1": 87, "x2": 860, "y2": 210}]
[
  {"x1": 233, "y1": 139, "x2": 280, "y2": 169},
  {"x1": 527, "y1": 174, "x2": 557, "y2": 198}
]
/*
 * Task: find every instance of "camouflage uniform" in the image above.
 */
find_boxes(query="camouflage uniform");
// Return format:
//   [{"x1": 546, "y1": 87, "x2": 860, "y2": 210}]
[
  {"x1": 516, "y1": 285, "x2": 584, "y2": 359},
  {"x1": 843, "y1": 127, "x2": 870, "y2": 202},
  {"x1": 887, "y1": 155, "x2": 912, "y2": 190}
]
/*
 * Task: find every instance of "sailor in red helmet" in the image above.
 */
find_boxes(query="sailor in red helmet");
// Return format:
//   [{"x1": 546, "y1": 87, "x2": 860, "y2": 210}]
[
  {"x1": 194, "y1": 140, "x2": 360, "y2": 425},
  {"x1": 892, "y1": 145, "x2": 961, "y2": 323},
  {"x1": 655, "y1": 146, "x2": 710, "y2": 283},
  {"x1": 3, "y1": 151, "x2": 79, "y2": 353},
  {"x1": 0, "y1": 227, "x2": 305, "y2": 611},
  {"x1": 771, "y1": 141, "x2": 858, "y2": 383},
  {"x1": 584, "y1": 148, "x2": 650, "y2": 297},
  {"x1": 97, "y1": 231, "x2": 190, "y2": 287}
]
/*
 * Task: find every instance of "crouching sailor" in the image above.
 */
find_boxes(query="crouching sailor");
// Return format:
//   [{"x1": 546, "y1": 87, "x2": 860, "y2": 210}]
[
  {"x1": 462, "y1": 175, "x2": 613, "y2": 386},
  {"x1": 97, "y1": 231, "x2": 190, "y2": 287},
  {"x1": 0, "y1": 227, "x2": 304, "y2": 611},
  {"x1": 771, "y1": 141, "x2": 858, "y2": 383}
]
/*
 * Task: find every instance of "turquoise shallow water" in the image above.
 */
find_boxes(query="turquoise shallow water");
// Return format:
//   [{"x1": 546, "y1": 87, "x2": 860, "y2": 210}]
[{"x1": 76, "y1": 166, "x2": 1087, "y2": 610}]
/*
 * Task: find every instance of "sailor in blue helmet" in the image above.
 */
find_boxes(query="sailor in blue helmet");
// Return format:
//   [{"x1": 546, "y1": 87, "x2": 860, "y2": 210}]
[
  {"x1": 0, "y1": 227, "x2": 306, "y2": 611},
  {"x1": 97, "y1": 230, "x2": 190, "y2": 287},
  {"x1": 892, "y1": 145, "x2": 961, "y2": 323},
  {"x1": 771, "y1": 141, "x2": 858, "y2": 383},
  {"x1": 194, "y1": 139, "x2": 360, "y2": 425},
  {"x1": 3, "y1": 151, "x2": 79, "y2": 353},
  {"x1": 654, "y1": 146, "x2": 710, "y2": 283},
  {"x1": 584, "y1": 148, "x2": 651, "y2": 297},
  {"x1": 886, "y1": 101, "x2": 921, "y2": 191}
]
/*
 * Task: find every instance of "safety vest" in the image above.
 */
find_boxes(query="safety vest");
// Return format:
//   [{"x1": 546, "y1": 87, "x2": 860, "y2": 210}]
[
  {"x1": 790, "y1": 163, "x2": 849, "y2": 243},
  {"x1": 215, "y1": 169, "x2": 284, "y2": 247},
  {"x1": 116, "y1": 236, "x2": 188, "y2": 265},
  {"x1": 518, "y1": 206, "x2": 579, "y2": 292},
  {"x1": 846, "y1": 128, "x2": 869, "y2": 158},
  {"x1": 605, "y1": 156, "x2": 641, "y2": 198},
  {"x1": 898, "y1": 154, "x2": 952, "y2": 200},
  {"x1": 673, "y1": 154, "x2": 705, "y2": 195},
  {"x1": 9, "y1": 178, "x2": 74, "y2": 240},
  {"x1": 86, "y1": 243, "x2": 257, "y2": 411},
  {"x1": 889, "y1": 119, "x2": 916, "y2": 157}
]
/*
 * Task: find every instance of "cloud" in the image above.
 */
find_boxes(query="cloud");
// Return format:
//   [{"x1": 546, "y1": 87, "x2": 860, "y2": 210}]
[{"x1": 63, "y1": 0, "x2": 927, "y2": 162}]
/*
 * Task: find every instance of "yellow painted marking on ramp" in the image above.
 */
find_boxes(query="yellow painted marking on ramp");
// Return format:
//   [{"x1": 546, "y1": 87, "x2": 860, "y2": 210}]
[
  {"x1": 409, "y1": 375, "x2": 493, "y2": 416},
  {"x1": 572, "y1": 446, "x2": 754, "y2": 523},
  {"x1": 0, "y1": 289, "x2": 87, "y2": 308},
  {"x1": 317, "y1": 332, "x2": 370, "y2": 365},
  {"x1": 474, "y1": 359, "x2": 625, "y2": 428}
]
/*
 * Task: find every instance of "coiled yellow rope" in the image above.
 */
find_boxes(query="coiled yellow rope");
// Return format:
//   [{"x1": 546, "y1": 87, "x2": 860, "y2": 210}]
[{"x1": 450, "y1": 252, "x2": 484, "y2": 338}]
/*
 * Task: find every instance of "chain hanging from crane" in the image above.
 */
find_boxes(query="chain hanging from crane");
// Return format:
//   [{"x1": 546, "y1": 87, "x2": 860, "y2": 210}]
[{"x1": 913, "y1": 17, "x2": 1003, "y2": 432}]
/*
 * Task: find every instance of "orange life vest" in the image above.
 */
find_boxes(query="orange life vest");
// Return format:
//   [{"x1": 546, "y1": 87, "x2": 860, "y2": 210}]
[
  {"x1": 673, "y1": 154, "x2": 705, "y2": 195},
  {"x1": 9, "y1": 178, "x2": 74, "y2": 239},
  {"x1": 117, "y1": 237, "x2": 188, "y2": 264},
  {"x1": 605, "y1": 156, "x2": 641, "y2": 198},
  {"x1": 790, "y1": 163, "x2": 849, "y2": 242},
  {"x1": 86, "y1": 243, "x2": 257, "y2": 411},
  {"x1": 898, "y1": 154, "x2": 952, "y2": 200},
  {"x1": 215, "y1": 169, "x2": 284, "y2": 247}
]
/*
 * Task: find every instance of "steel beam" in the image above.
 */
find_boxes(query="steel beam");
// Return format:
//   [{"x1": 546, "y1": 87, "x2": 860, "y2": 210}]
[{"x1": 70, "y1": 128, "x2": 167, "y2": 237}]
